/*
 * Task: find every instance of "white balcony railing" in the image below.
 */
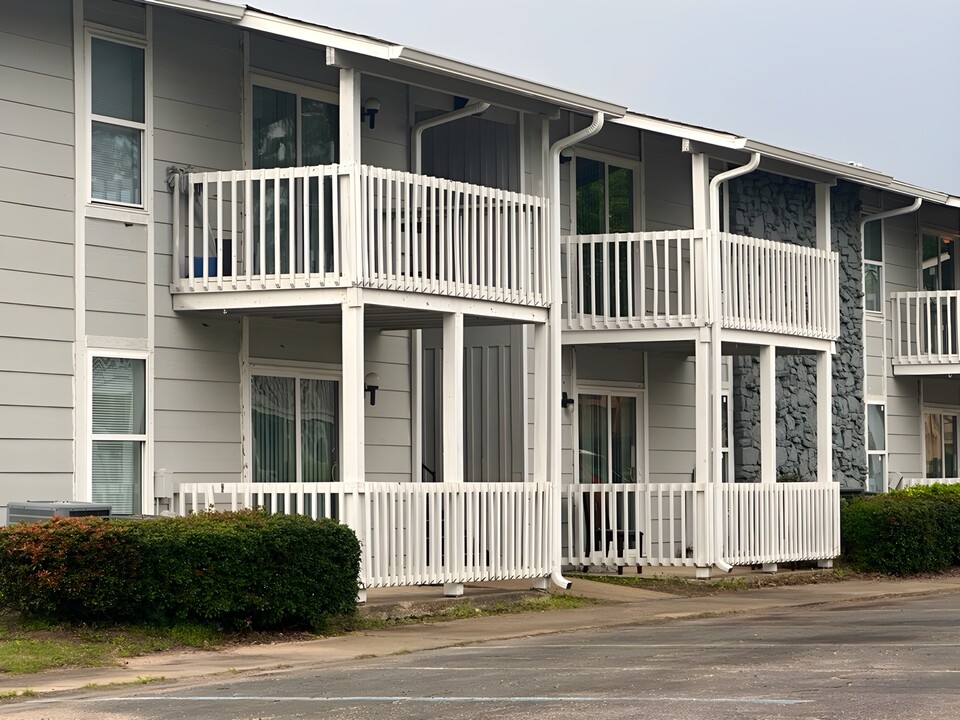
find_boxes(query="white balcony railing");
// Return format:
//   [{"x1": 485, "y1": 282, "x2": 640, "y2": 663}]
[
  {"x1": 177, "y1": 481, "x2": 551, "y2": 589},
  {"x1": 563, "y1": 230, "x2": 839, "y2": 340},
  {"x1": 359, "y1": 166, "x2": 549, "y2": 306},
  {"x1": 719, "y1": 233, "x2": 839, "y2": 340},
  {"x1": 171, "y1": 164, "x2": 549, "y2": 308},
  {"x1": 720, "y1": 482, "x2": 840, "y2": 565},
  {"x1": 892, "y1": 291, "x2": 960, "y2": 367},
  {"x1": 563, "y1": 230, "x2": 706, "y2": 330}
]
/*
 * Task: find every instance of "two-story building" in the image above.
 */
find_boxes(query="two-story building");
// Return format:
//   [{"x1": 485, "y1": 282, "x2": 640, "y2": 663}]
[{"x1": 3, "y1": 0, "x2": 959, "y2": 592}]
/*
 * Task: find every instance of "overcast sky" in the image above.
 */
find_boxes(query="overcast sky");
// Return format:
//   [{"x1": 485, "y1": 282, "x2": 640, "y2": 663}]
[{"x1": 253, "y1": 0, "x2": 960, "y2": 194}]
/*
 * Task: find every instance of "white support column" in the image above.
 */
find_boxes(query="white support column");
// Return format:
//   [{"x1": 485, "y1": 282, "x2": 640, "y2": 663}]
[
  {"x1": 341, "y1": 294, "x2": 366, "y2": 485},
  {"x1": 691, "y1": 153, "x2": 711, "y2": 230},
  {"x1": 339, "y1": 67, "x2": 362, "y2": 285},
  {"x1": 442, "y1": 312, "x2": 464, "y2": 484},
  {"x1": 694, "y1": 332, "x2": 711, "y2": 485},
  {"x1": 759, "y1": 344, "x2": 776, "y2": 574},
  {"x1": 817, "y1": 350, "x2": 833, "y2": 484},
  {"x1": 759, "y1": 345, "x2": 777, "y2": 485},
  {"x1": 441, "y1": 311, "x2": 464, "y2": 600},
  {"x1": 815, "y1": 183, "x2": 832, "y2": 252},
  {"x1": 341, "y1": 293, "x2": 365, "y2": 554}
]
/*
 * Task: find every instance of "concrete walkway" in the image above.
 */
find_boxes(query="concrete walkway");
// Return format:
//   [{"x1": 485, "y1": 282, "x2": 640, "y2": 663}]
[{"x1": 4, "y1": 571, "x2": 960, "y2": 696}]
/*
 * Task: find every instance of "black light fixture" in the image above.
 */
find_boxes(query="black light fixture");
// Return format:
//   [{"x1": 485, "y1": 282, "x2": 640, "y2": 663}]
[
  {"x1": 561, "y1": 391, "x2": 575, "y2": 410},
  {"x1": 364, "y1": 372, "x2": 381, "y2": 406},
  {"x1": 363, "y1": 98, "x2": 381, "y2": 130}
]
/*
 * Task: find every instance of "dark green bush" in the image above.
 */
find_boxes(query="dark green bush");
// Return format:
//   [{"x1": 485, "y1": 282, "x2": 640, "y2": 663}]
[
  {"x1": 0, "y1": 511, "x2": 360, "y2": 630},
  {"x1": 841, "y1": 484, "x2": 960, "y2": 575}
]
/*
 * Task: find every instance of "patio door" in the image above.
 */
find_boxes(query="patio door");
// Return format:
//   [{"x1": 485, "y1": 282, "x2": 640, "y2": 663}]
[
  {"x1": 250, "y1": 81, "x2": 339, "y2": 275},
  {"x1": 577, "y1": 391, "x2": 642, "y2": 485}
]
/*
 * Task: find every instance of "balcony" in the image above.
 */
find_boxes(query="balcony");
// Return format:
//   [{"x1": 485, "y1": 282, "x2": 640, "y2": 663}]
[
  {"x1": 891, "y1": 291, "x2": 960, "y2": 374},
  {"x1": 562, "y1": 230, "x2": 840, "y2": 342},
  {"x1": 171, "y1": 164, "x2": 550, "y2": 316}
]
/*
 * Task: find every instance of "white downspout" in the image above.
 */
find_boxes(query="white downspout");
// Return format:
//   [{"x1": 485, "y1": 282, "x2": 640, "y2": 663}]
[
  {"x1": 410, "y1": 100, "x2": 491, "y2": 174},
  {"x1": 408, "y1": 100, "x2": 490, "y2": 485},
  {"x1": 548, "y1": 111, "x2": 605, "y2": 589},
  {"x1": 859, "y1": 198, "x2": 922, "y2": 236},
  {"x1": 707, "y1": 152, "x2": 761, "y2": 574}
]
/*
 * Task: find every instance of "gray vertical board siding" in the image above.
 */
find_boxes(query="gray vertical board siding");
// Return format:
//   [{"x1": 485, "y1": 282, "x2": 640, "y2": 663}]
[
  {"x1": 0, "y1": 0, "x2": 76, "y2": 509},
  {"x1": 360, "y1": 76, "x2": 409, "y2": 171},
  {"x1": 640, "y1": 132, "x2": 693, "y2": 231},
  {"x1": 249, "y1": 33, "x2": 339, "y2": 88},
  {"x1": 646, "y1": 353, "x2": 696, "y2": 483}
]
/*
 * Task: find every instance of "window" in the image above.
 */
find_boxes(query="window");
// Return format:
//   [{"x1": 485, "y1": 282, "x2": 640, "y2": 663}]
[
  {"x1": 250, "y1": 82, "x2": 339, "y2": 275},
  {"x1": 250, "y1": 372, "x2": 339, "y2": 482},
  {"x1": 866, "y1": 403, "x2": 886, "y2": 492},
  {"x1": 922, "y1": 231, "x2": 956, "y2": 291},
  {"x1": 90, "y1": 36, "x2": 145, "y2": 206},
  {"x1": 91, "y1": 356, "x2": 146, "y2": 514},
  {"x1": 575, "y1": 154, "x2": 639, "y2": 315},
  {"x1": 924, "y1": 411, "x2": 958, "y2": 481},
  {"x1": 863, "y1": 220, "x2": 883, "y2": 312},
  {"x1": 578, "y1": 392, "x2": 640, "y2": 484}
]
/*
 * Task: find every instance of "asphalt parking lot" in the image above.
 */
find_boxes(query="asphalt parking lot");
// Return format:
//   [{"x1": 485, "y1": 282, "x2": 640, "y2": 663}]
[{"x1": 8, "y1": 591, "x2": 960, "y2": 720}]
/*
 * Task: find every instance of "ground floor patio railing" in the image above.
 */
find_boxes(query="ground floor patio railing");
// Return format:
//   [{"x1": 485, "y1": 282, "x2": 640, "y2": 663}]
[
  {"x1": 177, "y1": 482, "x2": 551, "y2": 589},
  {"x1": 178, "y1": 480, "x2": 840, "y2": 586}
]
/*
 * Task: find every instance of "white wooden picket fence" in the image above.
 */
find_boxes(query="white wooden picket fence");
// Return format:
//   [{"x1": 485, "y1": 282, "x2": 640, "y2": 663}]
[{"x1": 178, "y1": 480, "x2": 839, "y2": 587}]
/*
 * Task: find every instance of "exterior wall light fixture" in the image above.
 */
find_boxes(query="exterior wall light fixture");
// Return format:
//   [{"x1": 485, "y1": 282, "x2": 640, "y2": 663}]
[
  {"x1": 363, "y1": 98, "x2": 381, "y2": 129},
  {"x1": 365, "y1": 372, "x2": 381, "y2": 406}
]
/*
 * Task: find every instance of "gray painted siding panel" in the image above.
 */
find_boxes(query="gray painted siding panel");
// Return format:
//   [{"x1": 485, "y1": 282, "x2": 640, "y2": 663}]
[
  {"x1": 86, "y1": 311, "x2": 145, "y2": 339},
  {"x1": 643, "y1": 133, "x2": 692, "y2": 231},
  {"x1": 0, "y1": 0, "x2": 76, "y2": 512},
  {"x1": 647, "y1": 354, "x2": 696, "y2": 483},
  {"x1": 0, "y1": 371, "x2": 73, "y2": 408},
  {"x1": 84, "y1": 0, "x2": 145, "y2": 34},
  {"x1": 0, "y1": 29, "x2": 73, "y2": 78},
  {"x1": 86, "y1": 278, "x2": 147, "y2": 316}
]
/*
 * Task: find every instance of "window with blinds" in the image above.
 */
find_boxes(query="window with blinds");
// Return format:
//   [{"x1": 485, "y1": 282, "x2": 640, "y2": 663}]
[
  {"x1": 91, "y1": 356, "x2": 146, "y2": 514},
  {"x1": 90, "y1": 37, "x2": 145, "y2": 206}
]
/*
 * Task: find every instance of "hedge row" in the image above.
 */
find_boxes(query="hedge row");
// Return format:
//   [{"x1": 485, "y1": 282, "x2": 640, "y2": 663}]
[
  {"x1": 0, "y1": 511, "x2": 360, "y2": 629},
  {"x1": 841, "y1": 484, "x2": 960, "y2": 575}
]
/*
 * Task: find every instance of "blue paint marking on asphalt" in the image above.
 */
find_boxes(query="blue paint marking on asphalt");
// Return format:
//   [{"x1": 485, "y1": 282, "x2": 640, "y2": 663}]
[{"x1": 41, "y1": 695, "x2": 811, "y2": 706}]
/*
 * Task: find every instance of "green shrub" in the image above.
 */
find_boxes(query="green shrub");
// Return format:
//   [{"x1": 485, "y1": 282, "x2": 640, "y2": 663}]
[
  {"x1": 841, "y1": 484, "x2": 960, "y2": 575},
  {"x1": 0, "y1": 511, "x2": 360, "y2": 630}
]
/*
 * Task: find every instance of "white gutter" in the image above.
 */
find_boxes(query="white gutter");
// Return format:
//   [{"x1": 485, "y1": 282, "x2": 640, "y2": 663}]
[
  {"x1": 410, "y1": 101, "x2": 491, "y2": 174},
  {"x1": 548, "y1": 111, "x2": 605, "y2": 589},
  {"x1": 859, "y1": 197, "x2": 923, "y2": 235},
  {"x1": 139, "y1": 0, "x2": 244, "y2": 20},
  {"x1": 707, "y1": 152, "x2": 761, "y2": 574}
]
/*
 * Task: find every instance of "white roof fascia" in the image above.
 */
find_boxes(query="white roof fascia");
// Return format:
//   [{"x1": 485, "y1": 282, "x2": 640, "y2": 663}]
[
  {"x1": 392, "y1": 47, "x2": 626, "y2": 117},
  {"x1": 614, "y1": 113, "x2": 747, "y2": 150},
  {"x1": 140, "y1": 0, "x2": 245, "y2": 20},
  {"x1": 238, "y1": 10, "x2": 624, "y2": 117},
  {"x1": 618, "y1": 113, "x2": 958, "y2": 205}
]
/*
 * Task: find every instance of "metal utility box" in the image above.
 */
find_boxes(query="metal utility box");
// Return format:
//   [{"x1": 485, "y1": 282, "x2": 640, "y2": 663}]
[{"x1": 6, "y1": 501, "x2": 112, "y2": 525}]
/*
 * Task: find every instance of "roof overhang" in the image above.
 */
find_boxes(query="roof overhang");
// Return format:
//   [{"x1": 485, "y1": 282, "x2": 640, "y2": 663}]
[
  {"x1": 140, "y1": 0, "x2": 245, "y2": 21},
  {"x1": 236, "y1": 9, "x2": 624, "y2": 117},
  {"x1": 616, "y1": 112, "x2": 960, "y2": 206}
]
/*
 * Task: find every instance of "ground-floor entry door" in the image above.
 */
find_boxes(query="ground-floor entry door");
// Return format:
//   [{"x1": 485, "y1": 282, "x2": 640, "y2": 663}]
[{"x1": 422, "y1": 325, "x2": 525, "y2": 482}]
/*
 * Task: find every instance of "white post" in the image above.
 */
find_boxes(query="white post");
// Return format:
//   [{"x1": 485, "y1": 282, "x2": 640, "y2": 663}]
[
  {"x1": 339, "y1": 67, "x2": 362, "y2": 285},
  {"x1": 442, "y1": 311, "x2": 464, "y2": 598},
  {"x1": 695, "y1": 331, "x2": 713, "y2": 580},
  {"x1": 759, "y1": 343, "x2": 777, "y2": 573},
  {"x1": 533, "y1": 322, "x2": 549, "y2": 483},
  {"x1": 815, "y1": 183, "x2": 832, "y2": 252},
  {"x1": 817, "y1": 350, "x2": 833, "y2": 484},
  {"x1": 341, "y1": 294, "x2": 365, "y2": 489},
  {"x1": 691, "y1": 153, "x2": 711, "y2": 230}
]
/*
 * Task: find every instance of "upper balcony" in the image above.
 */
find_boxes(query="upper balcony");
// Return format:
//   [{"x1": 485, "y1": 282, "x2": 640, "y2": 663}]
[
  {"x1": 170, "y1": 164, "x2": 550, "y2": 320},
  {"x1": 562, "y1": 230, "x2": 840, "y2": 344},
  {"x1": 891, "y1": 291, "x2": 960, "y2": 374}
]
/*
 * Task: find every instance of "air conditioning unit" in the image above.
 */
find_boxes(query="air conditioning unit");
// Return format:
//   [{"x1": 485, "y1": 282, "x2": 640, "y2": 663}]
[{"x1": 6, "y1": 501, "x2": 112, "y2": 525}]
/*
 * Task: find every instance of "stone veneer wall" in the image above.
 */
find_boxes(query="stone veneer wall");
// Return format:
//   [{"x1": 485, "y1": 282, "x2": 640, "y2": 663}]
[{"x1": 729, "y1": 174, "x2": 865, "y2": 489}]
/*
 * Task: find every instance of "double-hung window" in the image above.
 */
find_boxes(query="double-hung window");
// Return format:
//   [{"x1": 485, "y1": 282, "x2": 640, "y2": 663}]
[
  {"x1": 89, "y1": 36, "x2": 146, "y2": 206},
  {"x1": 863, "y1": 219, "x2": 883, "y2": 313},
  {"x1": 250, "y1": 371, "x2": 340, "y2": 483},
  {"x1": 866, "y1": 403, "x2": 886, "y2": 492},
  {"x1": 91, "y1": 355, "x2": 147, "y2": 514}
]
